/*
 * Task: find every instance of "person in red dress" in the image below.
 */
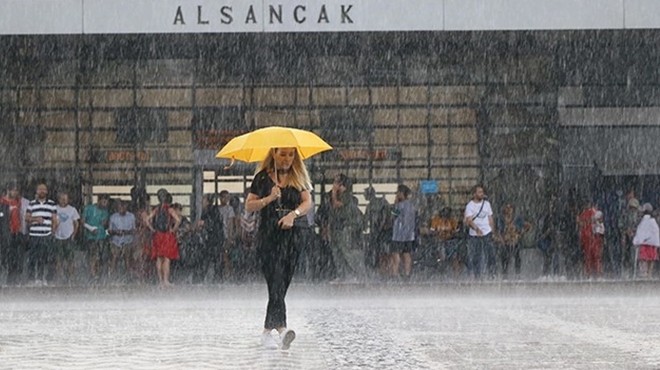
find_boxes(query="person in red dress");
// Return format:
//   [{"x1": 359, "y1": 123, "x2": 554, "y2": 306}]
[
  {"x1": 146, "y1": 189, "x2": 181, "y2": 288},
  {"x1": 577, "y1": 200, "x2": 602, "y2": 279}
]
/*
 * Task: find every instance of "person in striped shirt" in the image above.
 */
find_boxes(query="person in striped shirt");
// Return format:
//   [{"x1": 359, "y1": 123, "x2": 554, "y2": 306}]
[{"x1": 25, "y1": 182, "x2": 59, "y2": 286}]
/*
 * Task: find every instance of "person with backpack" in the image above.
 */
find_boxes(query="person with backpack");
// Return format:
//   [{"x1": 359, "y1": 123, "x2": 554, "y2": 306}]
[{"x1": 146, "y1": 189, "x2": 181, "y2": 288}]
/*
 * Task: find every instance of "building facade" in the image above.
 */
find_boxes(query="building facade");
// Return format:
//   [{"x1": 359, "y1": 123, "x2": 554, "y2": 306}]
[{"x1": 1, "y1": 1, "x2": 659, "y2": 228}]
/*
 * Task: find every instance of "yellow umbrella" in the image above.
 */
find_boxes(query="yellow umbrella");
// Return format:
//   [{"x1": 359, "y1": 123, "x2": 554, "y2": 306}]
[{"x1": 216, "y1": 126, "x2": 332, "y2": 163}]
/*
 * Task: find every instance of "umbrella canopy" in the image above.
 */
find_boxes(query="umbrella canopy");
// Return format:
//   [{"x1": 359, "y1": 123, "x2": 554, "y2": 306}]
[{"x1": 216, "y1": 126, "x2": 332, "y2": 163}]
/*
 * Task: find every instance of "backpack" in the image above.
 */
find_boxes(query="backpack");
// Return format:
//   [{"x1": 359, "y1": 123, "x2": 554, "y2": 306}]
[
  {"x1": 240, "y1": 209, "x2": 257, "y2": 242},
  {"x1": 153, "y1": 206, "x2": 170, "y2": 232}
]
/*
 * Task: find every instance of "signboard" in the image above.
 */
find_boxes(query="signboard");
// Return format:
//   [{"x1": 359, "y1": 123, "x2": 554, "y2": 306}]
[
  {"x1": 420, "y1": 180, "x2": 438, "y2": 194},
  {"x1": 194, "y1": 129, "x2": 247, "y2": 150},
  {"x1": 106, "y1": 150, "x2": 150, "y2": 162},
  {"x1": 1, "y1": 0, "x2": 657, "y2": 35},
  {"x1": 336, "y1": 148, "x2": 400, "y2": 161}
]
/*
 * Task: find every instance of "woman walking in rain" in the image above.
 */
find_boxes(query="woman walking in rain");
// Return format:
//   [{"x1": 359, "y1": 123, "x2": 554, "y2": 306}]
[{"x1": 245, "y1": 147, "x2": 313, "y2": 350}]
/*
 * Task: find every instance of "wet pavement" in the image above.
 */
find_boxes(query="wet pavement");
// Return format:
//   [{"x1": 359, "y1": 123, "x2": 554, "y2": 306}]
[{"x1": 0, "y1": 281, "x2": 659, "y2": 369}]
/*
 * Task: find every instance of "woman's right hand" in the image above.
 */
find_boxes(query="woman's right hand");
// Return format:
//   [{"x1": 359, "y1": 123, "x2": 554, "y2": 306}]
[{"x1": 269, "y1": 185, "x2": 281, "y2": 202}]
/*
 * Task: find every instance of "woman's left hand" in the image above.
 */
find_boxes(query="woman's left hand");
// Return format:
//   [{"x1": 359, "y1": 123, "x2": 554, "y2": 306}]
[{"x1": 278, "y1": 212, "x2": 296, "y2": 230}]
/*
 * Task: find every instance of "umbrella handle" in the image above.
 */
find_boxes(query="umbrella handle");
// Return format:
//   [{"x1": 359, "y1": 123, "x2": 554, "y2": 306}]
[
  {"x1": 273, "y1": 157, "x2": 283, "y2": 207},
  {"x1": 223, "y1": 157, "x2": 235, "y2": 171}
]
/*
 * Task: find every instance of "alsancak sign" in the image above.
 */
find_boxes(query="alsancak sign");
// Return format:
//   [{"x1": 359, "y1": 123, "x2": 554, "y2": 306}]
[
  {"x1": 1, "y1": 0, "x2": 660, "y2": 35},
  {"x1": 90, "y1": 0, "x2": 438, "y2": 33},
  {"x1": 172, "y1": 3, "x2": 355, "y2": 27}
]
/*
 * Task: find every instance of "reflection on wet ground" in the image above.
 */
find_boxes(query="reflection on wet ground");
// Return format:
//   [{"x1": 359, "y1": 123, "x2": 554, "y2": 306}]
[{"x1": 0, "y1": 282, "x2": 659, "y2": 369}]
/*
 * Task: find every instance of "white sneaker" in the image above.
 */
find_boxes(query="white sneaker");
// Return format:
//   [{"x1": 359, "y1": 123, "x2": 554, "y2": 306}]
[
  {"x1": 261, "y1": 333, "x2": 278, "y2": 350},
  {"x1": 280, "y1": 329, "x2": 296, "y2": 350}
]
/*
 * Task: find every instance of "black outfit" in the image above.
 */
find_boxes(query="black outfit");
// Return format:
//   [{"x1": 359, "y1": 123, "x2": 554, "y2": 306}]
[
  {"x1": 5, "y1": 233, "x2": 26, "y2": 285},
  {"x1": 537, "y1": 213, "x2": 556, "y2": 276},
  {"x1": 499, "y1": 243, "x2": 522, "y2": 277},
  {"x1": 173, "y1": 217, "x2": 205, "y2": 282},
  {"x1": 0, "y1": 204, "x2": 12, "y2": 279},
  {"x1": 251, "y1": 170, "x2": 307, "y2": 330},
  {"x1": 196, "y1": 206, "x2": 224, "y2": 283},
  {"x1": 27, "y1": 235, "x2": 55, "y2": 282}
]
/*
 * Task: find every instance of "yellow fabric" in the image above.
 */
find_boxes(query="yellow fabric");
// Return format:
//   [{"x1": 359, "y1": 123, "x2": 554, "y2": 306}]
[
  {"x1": 430, "y1": 216, "x2": 458, "y2": 241},
  {"x1": 216, "y1": 126, "x2": 332, "y2": 162}
]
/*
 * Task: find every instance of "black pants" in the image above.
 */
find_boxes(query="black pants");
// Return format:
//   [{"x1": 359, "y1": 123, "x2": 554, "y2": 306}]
[
  {"x1": 6, "y1": 234, "x2": 26, "y2": 284},
  {"x1": 27, "y1": 235, "x2": 55, "y2": 282},
  {"x1": 193, "y1": 238, "x2": 225, "y2": 284},
  {"x1": 500, "y1": 243, "x2": 522, "y2": 277},
  {"x1": 259, "y1": 229, "x2": 299, "y2": 330}
]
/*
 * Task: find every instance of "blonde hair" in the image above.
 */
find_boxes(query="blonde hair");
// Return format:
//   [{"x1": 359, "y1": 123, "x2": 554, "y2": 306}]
[{"x1": 255, "y1": 148, "x2": 312, "y2": 191}]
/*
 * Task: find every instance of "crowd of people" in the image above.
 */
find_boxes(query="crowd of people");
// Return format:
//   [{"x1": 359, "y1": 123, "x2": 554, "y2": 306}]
[{"x1": 0, "y1": 179, "x2": 659, "y2": 287}]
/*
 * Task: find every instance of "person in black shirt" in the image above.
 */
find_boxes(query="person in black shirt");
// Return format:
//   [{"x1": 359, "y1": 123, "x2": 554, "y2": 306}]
[
  {"x1": 245, "y1": 147, "x2": 313, "y2": 350},
  {"x1": 195, "y1": 194, "x2": 224, "y2": 284}
]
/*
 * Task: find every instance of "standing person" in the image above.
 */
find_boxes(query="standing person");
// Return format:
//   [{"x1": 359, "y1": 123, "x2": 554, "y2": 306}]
[
  {"x1": 228, "y1": 195, "x2": 245, "y2": 280},
  {"x1": 196, "y1": 194, "x2": 224, "y2": 284},
  {"x1": 171, "y1": 202, "x2": 201, "y2": 283},
  {"x1": 245, "y1": 147, "x2": 313, "y2": 350},
  {"x1": 218, "y1": 190, "x2": 236, "y2": 279},
  {"x1": 537, "y1": 199, "x2": 558, "y2": 278},
  {"x1": 323, "y1": 174, "x2": 363, "y2": 281},
  {"x1": 25, "y1": 182, "x2": 58, "y2": 286},
  {"x1": 82, "y1": 194, "x2": 110, "y2": 283},
  {"x1": 54, "y1": 192, "x2": 80, "y2": 284},
  {"x1": 464, "y1": 185, "x2": 495, "y2": 280},
  {"x1": 107, "y1": 200, "x2": 136, "y2": 282},
  {"x1": 1, "y1": 183, "x2": 27, "y2": 285},
  {"x1": 146, "y1": 189, "x2": 181, "y2": 288},
  {"x1": 134, "y1": 199, "x2": 154, "y2": 284},
  {"x1": 238, "y1": 190, "x2": 259, "y2": 280},
  {"x1": 577, "y1": 200, "x2": 602, "y2": 279},
  {"x1": 390, "y1": 185, "x2": 417, "y2": 279},
  {"x1": 633, "y1": 203, "x2": 659, "y2": 279},
  {"x1": 364, "y1": 186, "x2": 392, "y2": 276},
  {"x1": 429, "y1": 207, "x2": 461, "y2": 278},
  {"x1": 0, "y1": 190, "x2": 11, "y2": 285},
  {"x1": 618, "y1": 197, "x2": 641, "y2": 277},
  {"x1": 314, "y1": 183, "x2": 340, "y2": 282},
  {"x1": 495, "y1": 203, "x2": 530, "y2": 280}
]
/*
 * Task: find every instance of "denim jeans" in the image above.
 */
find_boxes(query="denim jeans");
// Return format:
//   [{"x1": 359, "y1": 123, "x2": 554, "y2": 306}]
[{"x1": 467, "y1": 234, "x2": 495, "y2": 279}]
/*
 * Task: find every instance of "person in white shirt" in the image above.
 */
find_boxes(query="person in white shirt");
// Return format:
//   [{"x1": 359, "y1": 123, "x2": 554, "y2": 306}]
[
  {"x1": 632, "y1": 203, "x2": 660, "y2": 279},
  {"x1": 464, "y1": 185, "x2": 495, "y2": 279},
  {"x1": 54, "y1": 192, "x2": 80, "y2": 284},
  {"x1": 108, "y1": 200, "x2": 136, "y2": 281}
]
